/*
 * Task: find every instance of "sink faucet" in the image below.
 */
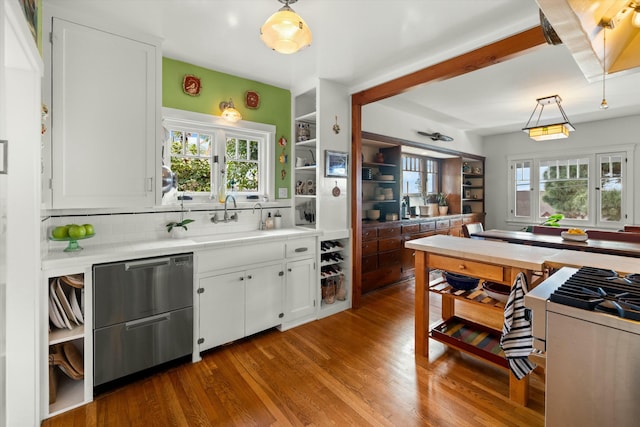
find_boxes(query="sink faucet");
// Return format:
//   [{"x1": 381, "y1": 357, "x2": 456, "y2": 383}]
[
  {"x1": 253, "y1": 202, "x2": 265, "y2": 230},
  {"x1": 224, "y1": 194, "x2": 237, "y2": 222}
]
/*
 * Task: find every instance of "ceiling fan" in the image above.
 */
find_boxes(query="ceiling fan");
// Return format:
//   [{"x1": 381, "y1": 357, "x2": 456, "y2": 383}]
[{"x1": 417, "y1": 131, "x2": 454, "y2": 142}]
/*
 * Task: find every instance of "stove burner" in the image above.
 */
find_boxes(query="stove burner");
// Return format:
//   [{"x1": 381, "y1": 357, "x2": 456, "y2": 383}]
[{"x1": 550, "y1": 266, "x2": 640, "y2": 320}]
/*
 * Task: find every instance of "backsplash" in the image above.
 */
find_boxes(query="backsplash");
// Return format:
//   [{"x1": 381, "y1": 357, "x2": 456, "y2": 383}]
[{"x1": 42, "y1": 206, "x2": 292, "y2": 251}]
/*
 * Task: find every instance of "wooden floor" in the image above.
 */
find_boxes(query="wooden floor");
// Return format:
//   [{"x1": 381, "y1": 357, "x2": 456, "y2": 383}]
[{"x1": 43, "y1": 279, "x2": 545, "y2": 427}]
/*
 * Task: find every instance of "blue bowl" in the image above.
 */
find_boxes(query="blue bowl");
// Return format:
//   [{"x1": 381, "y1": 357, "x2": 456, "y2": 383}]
[{"x1": 443, "y1": 271, "x2": 480, "y2": 291}]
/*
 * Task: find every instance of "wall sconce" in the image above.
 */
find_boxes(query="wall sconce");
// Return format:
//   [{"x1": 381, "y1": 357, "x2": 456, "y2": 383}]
[
  {"x1": 522, "y1": 95, "x2": 575, "y2": 141},
  {"x1": 219, "y1": 98, "x2": 242, "y2": 122},
  {"x1": 633, "y1": 5, "x2": 640, "y2": 27}
]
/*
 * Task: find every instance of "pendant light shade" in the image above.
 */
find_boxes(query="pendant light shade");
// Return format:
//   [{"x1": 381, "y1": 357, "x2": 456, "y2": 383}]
[
  {"x1": 260, "y1": 0, "x2": 312, "y2": 54},
  {"x1": 522, "y1": 95, "x2": 575, "y2": 141}
]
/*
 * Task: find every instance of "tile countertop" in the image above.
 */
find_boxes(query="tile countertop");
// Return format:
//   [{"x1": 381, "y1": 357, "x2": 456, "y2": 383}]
[
  {"x1": 405, "y1": 234, "x2": 559, "y2": 271},
  {"x1": 42, "y1": 228, "x2": 321, "y2": 271}
]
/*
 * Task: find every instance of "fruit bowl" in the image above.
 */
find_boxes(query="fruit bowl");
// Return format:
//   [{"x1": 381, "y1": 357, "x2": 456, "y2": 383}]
[
  {"x1": 443, "y1": 271, "x2": 480, "y2": 291},
  {"x1": 49, "y1": 233, "x2": 95, "y2": 252},
  {"x1": 561, "y1": 231, "x2": 588, "y2": 242}
]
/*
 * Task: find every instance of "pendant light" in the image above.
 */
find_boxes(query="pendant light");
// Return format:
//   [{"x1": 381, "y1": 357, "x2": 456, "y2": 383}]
[
  {"x1": 600, "y1": 23, "x2": 609, "y2": 110},
  {"x1": 522, "y1": 95, "x2": 575, "y2": 141},
  {"x1": 260, "y1": 0, "x2": 312, "y2": 54}
]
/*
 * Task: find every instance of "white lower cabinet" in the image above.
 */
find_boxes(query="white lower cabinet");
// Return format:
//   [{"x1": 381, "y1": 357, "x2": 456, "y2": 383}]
[
  {"x1": 284, "y1": 258, "x2": 316, "y2": 324},
  {"x1": 198, "y1": 261, "x2": 285, "y2": 352}
]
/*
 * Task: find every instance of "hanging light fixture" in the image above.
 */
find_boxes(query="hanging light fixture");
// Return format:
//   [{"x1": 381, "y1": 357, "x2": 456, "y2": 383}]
[
  {"x1": 219, "y1": 99, "x2": 242, "y2": 122},
  {"x1": 522, "y1": 95, "x2": 575, "y2": 141},
  {"x1": 260, "y1": 0, "x2": 312, "y2": 54},
  {"x1": 600, "y1": 21, "x2": 610, "y2": 109}
]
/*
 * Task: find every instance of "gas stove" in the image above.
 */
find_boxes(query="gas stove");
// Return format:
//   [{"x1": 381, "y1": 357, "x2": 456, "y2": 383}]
[{"x1": 548, "y1": 266, "x2": 640, "y2": 321}]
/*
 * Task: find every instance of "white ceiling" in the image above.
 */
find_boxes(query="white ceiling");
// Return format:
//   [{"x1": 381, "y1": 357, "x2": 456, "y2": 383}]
[{"x1": 45, "y1": 0, "x2": 640, "y2": 137}]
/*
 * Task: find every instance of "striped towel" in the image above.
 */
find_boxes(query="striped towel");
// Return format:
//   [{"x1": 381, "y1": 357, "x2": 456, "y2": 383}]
[{"x1": 500, "y1": 272, "x2": 536, "y2": 380}]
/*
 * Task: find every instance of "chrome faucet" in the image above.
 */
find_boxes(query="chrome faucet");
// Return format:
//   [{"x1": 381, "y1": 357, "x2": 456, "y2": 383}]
[
  {"x1": 253, "y1": 202, "x2": 265, "y2": 230},
  {"x1": 224, "y1": 195, "x2": 238, "y2": 222}
]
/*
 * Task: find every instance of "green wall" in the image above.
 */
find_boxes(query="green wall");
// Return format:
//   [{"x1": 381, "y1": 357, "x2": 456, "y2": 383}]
[{"x1": 162, "y1": 57, "x2": 291, "y2": 198}]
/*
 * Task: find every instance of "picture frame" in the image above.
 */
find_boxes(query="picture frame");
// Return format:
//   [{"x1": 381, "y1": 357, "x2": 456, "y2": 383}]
[{"x1": 325, "y1": 150, "x2": 348, "y2": 178}]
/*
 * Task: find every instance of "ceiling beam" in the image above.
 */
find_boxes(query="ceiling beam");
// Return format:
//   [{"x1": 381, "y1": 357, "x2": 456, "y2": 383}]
[{"x1": 352, "y1": 26, "x2": 547, "y2": 106}]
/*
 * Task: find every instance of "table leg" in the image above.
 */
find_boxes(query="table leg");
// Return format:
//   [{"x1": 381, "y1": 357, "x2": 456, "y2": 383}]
[
  {"x1": 509, "y1": 371, "x2": 529, "y2": 405},
  {"x1": 414, "y1": 250, "x2": 428, "y2": 358}
]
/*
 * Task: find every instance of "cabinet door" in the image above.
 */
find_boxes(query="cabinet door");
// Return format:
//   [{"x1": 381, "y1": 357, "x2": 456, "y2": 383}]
[
  {"x1": 198, "y1": 271, "x2": 245, "y2": 351},
  {"x1": 245, "y1": 264, "x2": 284, "y2": 336},
  {"x1": 51, "y1": 18, "x2": 157, "y2": 208},
  {"x1": 285, "y1": 258, "x2": 316, "y2": 322}
]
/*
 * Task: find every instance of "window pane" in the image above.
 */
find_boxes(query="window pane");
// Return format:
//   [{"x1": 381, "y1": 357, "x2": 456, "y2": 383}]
[
  {"x1": 599, "y1": 154, "x2": 623, "y2": 222},
  {"x1": 249, "y1": 140, "x2": 258, "y2": 161},
  {"x1": 539, "y1": 158, "x2": 589, "y2": 220},
  {"x1": 170, "y1": 130, "x2": 184, "y2": 155},
  {"x1": 403, "y1": 171, "x2": 421, "y2": 194},
  {"x1": 199, "y1": 134, "x2": 211, "y2": 157},
  {"x1": 514, "y1": 160, "x2": 531, "y2": 217},
  {"x1": 186, "y1": 132, "x2": 198, "y2": 155},
  {"x1": 226, "y1": 138, "x2": 237, "y2": 159}
]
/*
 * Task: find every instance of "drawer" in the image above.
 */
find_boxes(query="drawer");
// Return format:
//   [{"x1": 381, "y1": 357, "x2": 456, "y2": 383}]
[
  {"x1": 378, "y1": 225, "x2": 401, "y2": 238},
  {"x1": 401, "y1": 223, "x2": 420, "y2": 234},
  {"x1": 436, "y1": 219, "x2": 450, "y2": 230},
  {"x1": 428, "y1": 254, "x2": 504, "y2": 282},
  {"x1": 420, "y1": 221, "x2": 435, "y2": 232},
  {"x1": 405, "y1": 231, "x2": 434, "y2": 242},
  {"x1": 362, "y1": 254, "x2": 378, "y2": 273},
  {"x1": 362, "y1": 227, "x2": 378, "y2": 241},
  {"x1": 94, "y1": 306, "x2": 193, "y2": 386},
  {"x1": 362, "y1": 240, "x2": 378, "y2": 255},
  {"x1": 362, "y1": 265, "x2": 401, "y2": 293},
  {"x1": 378, "y1": 249, "x2": 402, "y2": 267},
  {"x1": 198, "y1": 242, "x2": 284, "y2": 273},
  {"x1": 286, "y1": 237, "x2": 316, "y2": 258},
  {"x1": 450, "y1": 218, "x2": 462, "y2": 228},
  {"x1": 378, "y1": 236, "x2": 402, "y2": 252}
]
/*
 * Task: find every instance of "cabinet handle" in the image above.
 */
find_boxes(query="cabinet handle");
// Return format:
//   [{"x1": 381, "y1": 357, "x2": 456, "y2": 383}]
[
  {"x1": 288, "y1": 268, "x2": 292, "y2": 272},
  {"x1": 294, "y1": 247, "x2": 308, "y2": 253},
  {"x1": 125, "y1": 313, "x2": 170, "y2": 330},
  {"x1": 458, "y1": 264, "x2": 466, "y2": 270},
  {"x1": 247, "y1": 275, "x2": 252, "y2": 279},
  {"x1": 239, "y1": 276, "x2": 244, "y2": 281}
]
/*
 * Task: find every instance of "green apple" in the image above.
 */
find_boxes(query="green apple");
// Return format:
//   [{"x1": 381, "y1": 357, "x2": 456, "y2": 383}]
[
  {"x1": 68, "y1": 224, "x2": 87, "y2": 239},
  {"x1": 82, "y1": 223, "x2": 95, "y2": 236},
  {"x1": 51, "y1": 226, "x2": 69, "y2": 239}
]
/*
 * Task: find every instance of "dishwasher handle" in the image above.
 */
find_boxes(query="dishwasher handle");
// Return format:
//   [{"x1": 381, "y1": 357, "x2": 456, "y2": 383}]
[
  {"x1": 125, "y1": 312, "x2": 171, "y2": 330},
  {"x1": 125, "y1": 257, "x2": 172, "y2": 270}
]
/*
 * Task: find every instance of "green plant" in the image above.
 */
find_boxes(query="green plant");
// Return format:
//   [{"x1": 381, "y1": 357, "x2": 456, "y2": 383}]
[
  {"x1": 437, "y1": 192, "x2": 448, "y2": 206},
  {"x1": 166, "y1": 219, "x2": 194, "y2": 232},
  {"x1": 423, "y1": 193, "x2": 438, "y2": 204},
  {"x1": 541, "y1": 213, "x2": 564, "y2": 227}
]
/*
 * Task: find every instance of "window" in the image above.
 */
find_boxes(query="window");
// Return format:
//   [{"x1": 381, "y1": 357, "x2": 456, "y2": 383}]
[
  {"x1": 162, "y1": 108, "x2": 275, "y2": 201},
  {"x1": 508, "y1": 147, "x2": 632, "y2": 228},
  {"x1": 402, "y1": 154, "x2": 438, "y2": 197}
]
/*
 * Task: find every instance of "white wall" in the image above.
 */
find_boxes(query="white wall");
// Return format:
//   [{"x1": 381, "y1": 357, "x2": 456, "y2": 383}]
[
  {"x1": 362, "y1": 102, "x2": 484, "y2": 156},
  {"x1": 483, "y1": 115, "x2": 640, "y2": 230}
]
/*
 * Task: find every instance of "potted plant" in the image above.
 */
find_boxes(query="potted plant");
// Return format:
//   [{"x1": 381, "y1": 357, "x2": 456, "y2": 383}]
[
  {"x1": 437, "y1": 192, "x2": 449, "y2": 216},
  {"x1": 166, "y1": 193, "x2": 195, "y2": 238},
  {"x1": 419, "y1": 193, "x2": 439, "y2": 216}
]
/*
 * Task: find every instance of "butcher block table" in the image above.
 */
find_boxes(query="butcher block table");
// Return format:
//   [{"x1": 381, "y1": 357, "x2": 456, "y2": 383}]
[{"x1": 405, "y1": 235, "x2": 558, "y2": 406}]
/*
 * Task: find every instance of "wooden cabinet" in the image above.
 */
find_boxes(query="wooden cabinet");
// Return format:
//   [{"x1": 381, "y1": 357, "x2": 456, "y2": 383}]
[
  {"x1": 361, "y1": 145, "x2": 401, "y2": 220},
  {"x1": 47, "y1": 18, "x2": 160, "y2": 209},
  {"x1": 462, "y1": 159, "x2": 485, "y2": 215},
  {"x1": 318, "y1": 235, "x2": 351, "y2": 318},
  {"x1": 282, "y1": 237, "x2": 318, "y2": 328}
]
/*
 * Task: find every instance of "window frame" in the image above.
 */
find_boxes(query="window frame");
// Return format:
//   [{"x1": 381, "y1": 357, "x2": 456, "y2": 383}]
[
  {"x1": 162, "y1": 107, "x2": 275, "y2": 202},
  {"x1": 507, "y1": 145, "x2": 634, "y2": 229}
]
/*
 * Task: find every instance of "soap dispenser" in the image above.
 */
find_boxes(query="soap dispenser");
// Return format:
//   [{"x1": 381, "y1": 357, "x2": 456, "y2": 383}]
[{"x1": 265, "y1": 212, "x2": 274, "y2": 230}]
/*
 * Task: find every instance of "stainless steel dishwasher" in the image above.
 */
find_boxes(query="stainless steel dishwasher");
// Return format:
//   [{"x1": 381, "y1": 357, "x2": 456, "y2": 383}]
[{"x1": 93, "y1": 253, "x2": 193, "y2": 387}]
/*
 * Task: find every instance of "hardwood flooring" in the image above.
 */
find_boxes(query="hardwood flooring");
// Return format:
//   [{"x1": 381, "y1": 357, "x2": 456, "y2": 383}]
[{"x1": 43, "y1": 280, "x2": 545, "y2": 427}]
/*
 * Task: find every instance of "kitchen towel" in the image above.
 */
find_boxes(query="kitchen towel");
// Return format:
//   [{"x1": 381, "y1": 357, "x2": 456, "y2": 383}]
[{"x1": 500, "y1": 272, "x2": 536, "y2": 380}]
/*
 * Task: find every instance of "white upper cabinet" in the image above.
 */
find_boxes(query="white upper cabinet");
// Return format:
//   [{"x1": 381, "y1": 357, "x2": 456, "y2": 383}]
[{"x1": 48, "y1": 18, "x2": 160, "y2": 208}]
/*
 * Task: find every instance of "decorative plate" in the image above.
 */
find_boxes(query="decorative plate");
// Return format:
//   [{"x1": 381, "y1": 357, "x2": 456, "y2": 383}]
[
  {"x1": 245, "y1": 90, "x2": 260, "y2": 109},
  {"x1": 182, "y1": 74, "x2": 201, "y2": 96}
]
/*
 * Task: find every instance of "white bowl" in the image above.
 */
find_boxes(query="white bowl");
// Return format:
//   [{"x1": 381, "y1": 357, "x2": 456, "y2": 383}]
[
  {"x1": 379, "y1": 175, "x2": 394, "y2": 181},
  {"x1": 482, "y1": 282, "x2": 510, "y2": 303},
  {"x1": 367, "y1": 210, "x2": 381, "y2": 220},
  {"x1": 375, "y1": 194, "x2": 386, "y2": 201},
  {"x1": 561, "y1": 231, "x2": 588, "y2": 241}
]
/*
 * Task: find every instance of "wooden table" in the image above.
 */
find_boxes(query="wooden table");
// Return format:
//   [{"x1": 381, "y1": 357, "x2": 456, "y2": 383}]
[
  {"x1": 473, "y1": 229, "x2": 640, "y2": 258},
  {"x1": 405, "y1": 235, "x2": 558, "y2": 406}
]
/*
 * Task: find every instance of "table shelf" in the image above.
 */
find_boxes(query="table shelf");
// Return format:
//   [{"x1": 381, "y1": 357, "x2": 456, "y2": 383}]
[
  {"x1": 429, "y1": 277, "x2": 506, "y2": 313},
  {"x1": 430, "y1": 316, "x2": 507, "y2": 369}
]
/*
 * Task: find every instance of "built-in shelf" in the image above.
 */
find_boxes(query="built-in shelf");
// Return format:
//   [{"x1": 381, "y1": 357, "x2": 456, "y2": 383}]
[
  {"x1": 295, "y1": 139, "x2": 317, "y2": 147},
  {"x1": 49, "y1": 325, "x2": 84, "y2": 345},
  {"x1": 363, "y1": 180, "x2": 397, "y2": 184},
  {"x1": 363, "y1": 161, "x2": 397, "y2": 167},
  {"x1": 295, "y1": 111, "x2": 316, "y2": 123}
]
